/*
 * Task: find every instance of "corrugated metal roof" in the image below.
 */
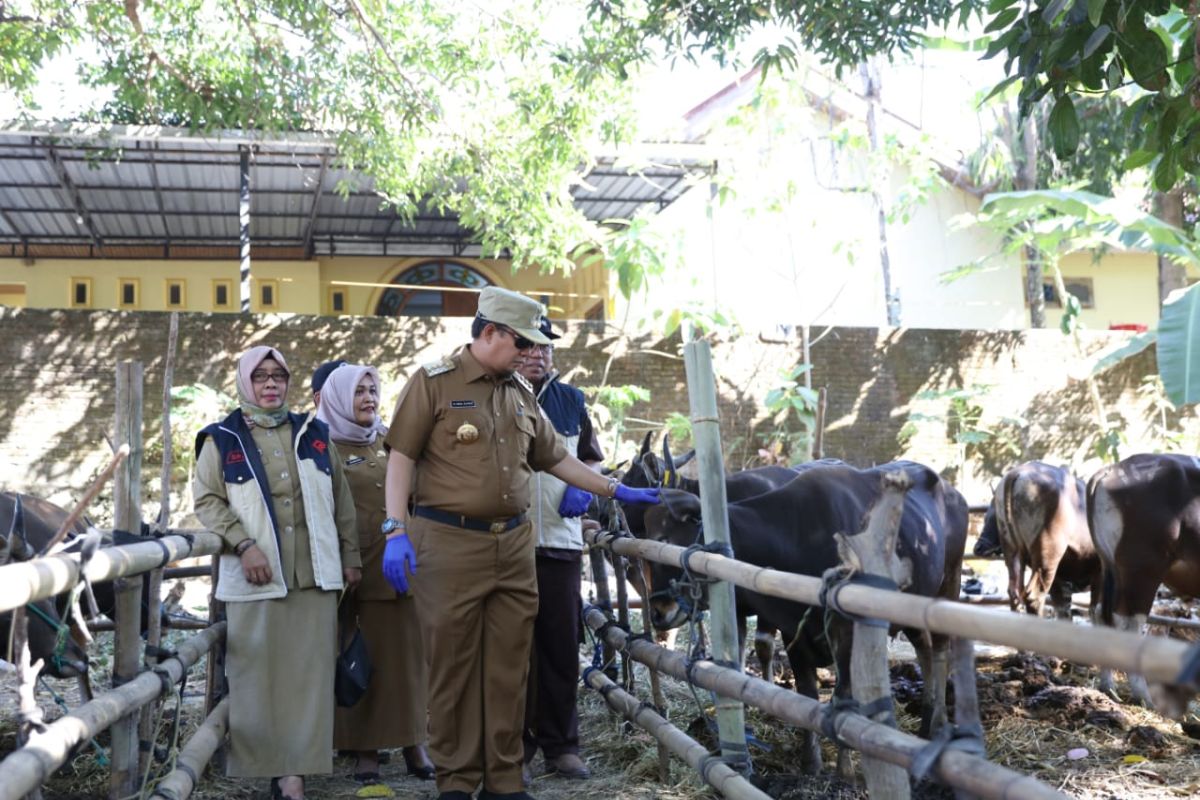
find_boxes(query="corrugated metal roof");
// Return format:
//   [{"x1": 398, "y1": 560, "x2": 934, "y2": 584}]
[{"x1": 0, "y1": 124, "x2": 711, "y2": 258}]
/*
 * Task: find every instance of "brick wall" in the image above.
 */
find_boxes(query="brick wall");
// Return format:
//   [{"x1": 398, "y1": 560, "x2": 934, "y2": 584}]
[{"x1": 0, "y1": 308, "x2": 1191, "y2": 519}]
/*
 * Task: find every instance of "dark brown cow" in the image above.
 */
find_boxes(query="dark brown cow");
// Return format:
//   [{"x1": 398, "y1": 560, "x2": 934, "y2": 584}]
[
  {"x1": 0, "y1": 493, "x2": 91, "y2": 678},
  {"x1": 983, "y1": 461, "x2": 1101, "y2": 620},
  {"x1": 639, "y1": 461, "x2": 968, "y2": 773},
  {"x1": 1088, "y1": 453, "x2": 1200, "y2": 711}
]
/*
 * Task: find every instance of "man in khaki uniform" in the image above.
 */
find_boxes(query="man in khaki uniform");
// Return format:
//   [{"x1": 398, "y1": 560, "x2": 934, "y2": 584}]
[{"x1": 381, "y1": 287, "x2": 659, "y2": 800}]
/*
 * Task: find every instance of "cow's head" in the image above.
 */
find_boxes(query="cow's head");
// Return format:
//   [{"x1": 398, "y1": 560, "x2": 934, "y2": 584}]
[
  {"x1": 974, "y1": 503, "x2": 1002, "y2": 557},
  {"x1": 641, "y1": 490, "x2": 707, "y2": 630}
]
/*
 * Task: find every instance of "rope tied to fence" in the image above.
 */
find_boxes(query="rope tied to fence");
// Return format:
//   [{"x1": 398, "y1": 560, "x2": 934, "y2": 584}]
[
  {"x1": 818, "y1": 567, "x2": 898, "y2": 629},
  {"x1": 819, "y1": 694, "x2": 897, "y2": 748},
  {"x1": 23, "y1": 601, "x2": 73, "y2": 677},
  {"x1": 909, "y1": 721, "x2": 987, "y2": 780}
]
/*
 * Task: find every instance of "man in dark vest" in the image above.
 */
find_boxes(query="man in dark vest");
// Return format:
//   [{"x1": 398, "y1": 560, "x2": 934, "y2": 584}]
[{"x1": 518, "y1": 319, "x2": 602, "y2": 782}]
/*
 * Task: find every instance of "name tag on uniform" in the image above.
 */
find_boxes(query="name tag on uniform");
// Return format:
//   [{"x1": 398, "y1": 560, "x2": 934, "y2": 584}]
[
  {"x1": 451, "y1": 400, "x2": 476, "y2": 408},
  {"x1": 344, "y1": 456, "x2": 365, "y2": 466}
]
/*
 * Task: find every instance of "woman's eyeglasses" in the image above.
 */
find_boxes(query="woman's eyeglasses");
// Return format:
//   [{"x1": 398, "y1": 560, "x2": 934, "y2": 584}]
[
  {"x1": 251, "y1": 370, "x2": 290, "y2": 384},
  {"x1": 495, "y1": 325, "x2": 535, "y2": 351}
]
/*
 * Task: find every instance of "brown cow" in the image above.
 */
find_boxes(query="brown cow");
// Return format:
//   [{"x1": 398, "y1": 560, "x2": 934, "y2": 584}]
[
  {"x1": 1088, "y1": 453, "x2": 1200, "y2": 711},
  {"x1": 984, "y1": 461, "x2": 1101, "y2": 620}
]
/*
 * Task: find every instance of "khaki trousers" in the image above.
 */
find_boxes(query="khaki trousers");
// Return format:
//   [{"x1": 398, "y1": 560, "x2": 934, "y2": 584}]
[{"x1": 410, "y1": 516, "x2": 538, "y2": 794}]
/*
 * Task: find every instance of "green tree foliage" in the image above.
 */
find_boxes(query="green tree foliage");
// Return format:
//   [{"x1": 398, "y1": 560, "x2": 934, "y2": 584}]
[
  {"x1": 587, "y1": 0, "x2": 973, "y2": 75},
  {"x1": 981, "y1": 0, "x2": 1197, "y2": 191},
  {"x1": 0, "y1": 0, "x2": 641, "y2": 271}
]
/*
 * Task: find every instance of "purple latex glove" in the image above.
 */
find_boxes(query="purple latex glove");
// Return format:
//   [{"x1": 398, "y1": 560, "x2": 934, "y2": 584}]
[
  {"x1": 614, "y1": 484, "x2": 660, "y2": 505},
  {"x1": 382, "y1": 533, "x2": 418, "y2": 593},
  {"x1": 557, "y1": 485, "x2": 593, "y2": 518}
]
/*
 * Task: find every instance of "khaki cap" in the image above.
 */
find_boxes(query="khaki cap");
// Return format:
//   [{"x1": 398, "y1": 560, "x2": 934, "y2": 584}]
[{"x1": 476, "y1": 286, "x2": 552, "y2": 345}]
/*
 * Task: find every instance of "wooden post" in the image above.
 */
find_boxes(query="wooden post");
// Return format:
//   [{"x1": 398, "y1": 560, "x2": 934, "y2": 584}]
[
  {"x1": 638, "y1": 556, "x2": 671, "y2": 784},
  {"x1": 813, "y1": 387, "x2": 828, "y2": 460},
  {"x1": 682, "y1": 339, "x2": 748, "y2": 772},
  {"x1": 140, "y1": 313, "x2": 178, "y2": 762},
  {"x1": 111, "y1": 360, "x2": 144, "y2": 799},
  {"x1": 614, "y1": 551, "x2": 631, "y2": 687},
  {"x1": 835, "y1": 470, "x2": 913, "y2": 798},
  {"x1": 950, "y1": 635, "x2": 984, "y2": 800}
]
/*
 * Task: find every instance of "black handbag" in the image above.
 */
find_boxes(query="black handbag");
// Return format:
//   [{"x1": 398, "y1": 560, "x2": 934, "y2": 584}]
[{"x1": 335, "y1": 595, "x2": 372, "y2": 707}]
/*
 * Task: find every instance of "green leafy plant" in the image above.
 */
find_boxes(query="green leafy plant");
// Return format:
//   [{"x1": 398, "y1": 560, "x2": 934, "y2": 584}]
[
  {"x1": 583, "y1": 384, "x2": 651, "y2": 466},
  {"x1": 761, "y1": 364, "x2": 819, "y2": 465}
]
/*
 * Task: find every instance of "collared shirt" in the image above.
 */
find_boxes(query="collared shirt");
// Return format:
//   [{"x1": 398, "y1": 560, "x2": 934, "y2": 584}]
[{"x1": 385, "y1": 344, "x2": 568, "y2": 519}]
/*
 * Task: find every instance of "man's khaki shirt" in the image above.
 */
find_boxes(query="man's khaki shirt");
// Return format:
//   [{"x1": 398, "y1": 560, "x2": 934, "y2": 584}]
[{"x1": 385, "y1": 345, "x2": 569, "y2": 519}]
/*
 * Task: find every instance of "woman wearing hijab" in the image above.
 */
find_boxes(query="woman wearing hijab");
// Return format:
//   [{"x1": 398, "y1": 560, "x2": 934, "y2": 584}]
[
  {"x1": 193, "y1": 346, "x2": 361, "y2": 800},
  {"x1": 318, "y1": 364, "x2": 435, "y2": 782}
]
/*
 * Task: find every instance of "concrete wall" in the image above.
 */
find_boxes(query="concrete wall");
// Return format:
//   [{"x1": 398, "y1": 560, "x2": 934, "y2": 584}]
[{"x1": 1, "y1": 308, "x2": 1194, "y2": 523}]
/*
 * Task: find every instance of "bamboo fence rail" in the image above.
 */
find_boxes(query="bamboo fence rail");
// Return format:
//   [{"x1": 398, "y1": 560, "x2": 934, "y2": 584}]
[
  {"x1": 0, "y1": 623, "x2": 225, "y2": 800},
  {"x1": 0, "y1": 531, "x2": 220, "y2": 613},
  {"x1": 581, "y1": 665, "x2": 771, "y2": 800},
  {"x1": 583, "y1": 607, "x2": 1067, "y2": 800},
  {"x1": 148, "y1": 698, "x2": 229, "y2": 800},
  {"x1": 583, "y1": 531, "x2": 1198, "y2": 690}
]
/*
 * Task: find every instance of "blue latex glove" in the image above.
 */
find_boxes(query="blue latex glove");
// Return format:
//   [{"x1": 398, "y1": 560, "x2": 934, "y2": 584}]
[
  {"x1": 557, "y1": 485, "x2": 593, "y2": 518},
  {"x1": 614, "y1": 484, "x2": 661, "y2": 505},
  {"x1": 382, "y1": 533, "x2": 418, "y2": 593}
]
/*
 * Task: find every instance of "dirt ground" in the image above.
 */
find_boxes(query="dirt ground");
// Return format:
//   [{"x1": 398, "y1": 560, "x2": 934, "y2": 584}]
[{"x1": 5, "y1": 573, "x2": 1200, "y2": 800}]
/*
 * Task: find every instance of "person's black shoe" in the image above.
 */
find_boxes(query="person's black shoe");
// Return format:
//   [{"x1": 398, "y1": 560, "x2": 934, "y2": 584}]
[
  {"x1": 476, "y1": 791, "x2": 536, "y2": 800},
  {"x1": 435, "y1": 793, "x2": 473, "y2": 800}
]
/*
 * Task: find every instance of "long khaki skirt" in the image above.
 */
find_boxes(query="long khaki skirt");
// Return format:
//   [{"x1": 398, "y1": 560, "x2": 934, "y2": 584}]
[
  {"x1": 226, "y1": 588, "x2": 337, "y2": 777},
  {"x1": 333, "y1": 594, "x2": 428, "y2": 750}
]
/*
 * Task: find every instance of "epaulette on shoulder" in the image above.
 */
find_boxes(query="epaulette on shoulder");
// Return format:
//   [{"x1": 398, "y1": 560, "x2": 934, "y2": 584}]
[
  {"x1": 512, "y1": 371, "x2": 535, "y2": 394},
  {"x1": 422, "y1": 357, "x2": 456, "y2": 378}
]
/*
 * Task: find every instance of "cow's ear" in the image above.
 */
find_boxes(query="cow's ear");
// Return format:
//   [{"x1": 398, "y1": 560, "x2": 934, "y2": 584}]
[{"x1": 662, "y1": 489, "x2": 701, "y2": 522}]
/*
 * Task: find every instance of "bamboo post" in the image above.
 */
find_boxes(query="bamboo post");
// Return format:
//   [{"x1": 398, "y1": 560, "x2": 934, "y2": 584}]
[
  {"x1": 86, "y1": 617, "x2": 209, "y2": 633},
  {"x1": 682, "y1": 338, "x2": 748, "y2": 772},
  {"x1": 13, "y1": 608, "x2": 45, "y2": 800},
  {"x1": 581, "y1": 666, "x2": 771, "y2": 800},
  {"x1": 148, "y1": 698, "x2": 229, "y2": 800},
  {"x1": 0, "y1": 531, "x2": 220, "y2": 613},
  {"x1": 950, "y1": 635, "x2": 983, "y2": 800},
  {"x1": 581, "y1": 530, "x2": 1199, "y2": 691},
  {"x1": 633, "y1": 554, "x2": 671, "y2": 784},
  {"x1": 0, "y1": 624, "x2": 225, "y2": 800},
  {"x1": 583, "y1": 607, "x2": 1066, "y2": 800},
  {"x1": 835, "y1": 471, "x2": 912, "y2": 797},
  {"x1": 111, "y1": 360, "x2": 145, "y2": 799}
]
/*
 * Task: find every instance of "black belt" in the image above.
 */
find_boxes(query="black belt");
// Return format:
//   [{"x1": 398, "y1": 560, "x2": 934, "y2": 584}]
[{"x1": 413, "y1": 506, "x2": 527, "y2": 534}]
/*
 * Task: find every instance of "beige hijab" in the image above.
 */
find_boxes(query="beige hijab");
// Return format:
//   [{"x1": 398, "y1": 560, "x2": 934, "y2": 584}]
[{"x1": 235, "y1": 345, "x2": 291, "y2": 428}]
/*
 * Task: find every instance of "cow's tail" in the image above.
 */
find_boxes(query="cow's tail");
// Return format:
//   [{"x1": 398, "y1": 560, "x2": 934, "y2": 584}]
[{"x1": 1086, "y1": 467, "x2": 1116, "y2": 628}]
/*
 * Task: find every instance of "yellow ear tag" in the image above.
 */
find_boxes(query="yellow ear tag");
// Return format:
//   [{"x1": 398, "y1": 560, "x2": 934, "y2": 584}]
[{"x1": 456, "y1": 422, "x2": 479, "y2": 443}]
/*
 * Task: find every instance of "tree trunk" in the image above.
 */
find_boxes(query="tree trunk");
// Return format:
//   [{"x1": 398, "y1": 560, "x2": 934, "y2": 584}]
[
  {"x1": 860, "y1": 60, "x2": 900, "y2": 326},
  {"x1": 1155, "y1": 189, "x2": 1187, "y2": 306},
  {"x1": 1017, "y1": 116, "x2": 1045, "y2": 328}
]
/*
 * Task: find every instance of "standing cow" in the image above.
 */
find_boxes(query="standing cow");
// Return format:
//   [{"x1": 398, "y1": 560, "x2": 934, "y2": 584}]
[
  {"x1": 638, "y1": 460, "x2": 968, "y2": 774},
  {"x1": 1089, "y1": 453, "x2": 1200, "y2": 711},
  {"x1": 980, "y1": 461, "x2": 1101, "y2": 620}
]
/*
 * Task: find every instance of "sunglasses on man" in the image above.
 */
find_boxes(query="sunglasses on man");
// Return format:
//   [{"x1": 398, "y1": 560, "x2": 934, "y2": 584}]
[{"x1": 493, "y1": 324, "x2": 536, "y2": 351}]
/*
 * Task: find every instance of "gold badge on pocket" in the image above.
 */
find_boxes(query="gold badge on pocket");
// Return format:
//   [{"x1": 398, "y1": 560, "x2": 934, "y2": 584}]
[{"x1": 456, "y1": 422, "x2": 479, "y2": 443}]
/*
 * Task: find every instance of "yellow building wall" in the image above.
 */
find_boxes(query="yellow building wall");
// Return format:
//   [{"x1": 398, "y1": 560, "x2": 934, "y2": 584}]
[
  {"x1": 0, "y1": 255, "x2": 607, "y2": 318},
  {"x1": 1047, "y1": 251, "x2": 1161, "y2": 331},
  {"x1": 318, "y1": 256, "x2": 607, "y2": 318}
]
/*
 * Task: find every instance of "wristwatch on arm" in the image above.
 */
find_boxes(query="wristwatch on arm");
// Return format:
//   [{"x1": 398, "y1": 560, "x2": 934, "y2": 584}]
[{"x1": 381, "y1": 517, "x2": 407, "y2": 537}]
